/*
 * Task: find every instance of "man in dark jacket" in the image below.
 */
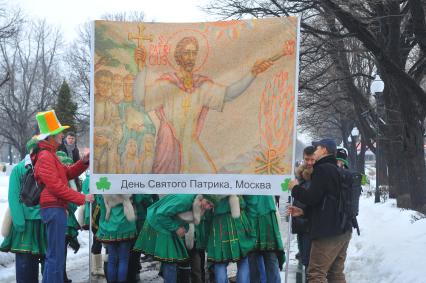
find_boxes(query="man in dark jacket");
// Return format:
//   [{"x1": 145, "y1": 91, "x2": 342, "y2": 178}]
[
  {"x1": 58, "y1": 131, "x2": 80, "y2": 163},
  {"x1": 58, "y1": 131, "x2": 82, "y2": 192},
  {"x1": 33, "y1": 110, "x2": 94, "y2": 283},
  {"x1": 288, "y1": 138, "x2": 352, "y2": 283}
]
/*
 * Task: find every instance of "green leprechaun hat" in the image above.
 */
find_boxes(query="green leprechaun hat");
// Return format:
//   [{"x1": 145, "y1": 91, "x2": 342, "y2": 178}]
[{"x1": 36, "y1": 110, "x2": 69, "y2": 140}]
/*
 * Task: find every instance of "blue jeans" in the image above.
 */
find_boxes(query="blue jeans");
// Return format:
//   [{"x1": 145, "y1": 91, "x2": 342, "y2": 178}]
[
  {"x1": 258, "y1": 255, "x2": 267, "y2": 283},
  {"x1": 214, "y1": 257, "x2": 250, "y2": 283},
  {"x1": 106, "y1": 241, "x2": 131, "y2": 282},
  {"x1": 41, "y1": 207, "x2": 67, "y2": 283},
  {"x1": 249, "y1": 252, "x2": 281, "y2": 283},
  {"x1": 16, "y1": 253, "x2": 40, "y2": 283},
  {"x1": 249, "y1": 254, "x2": 266, "y2": 283},
  {"x1": 162, "y1": 263, "x2": 177, "y2": 283}
]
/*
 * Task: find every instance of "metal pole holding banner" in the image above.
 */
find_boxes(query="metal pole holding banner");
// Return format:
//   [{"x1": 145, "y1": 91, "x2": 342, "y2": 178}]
[
  {"x1": 89, "y1": 201, "x2": 92, "y2": 283},
  {"x1": 284, "y1": 195, "x2": 293, "y2": 283}
]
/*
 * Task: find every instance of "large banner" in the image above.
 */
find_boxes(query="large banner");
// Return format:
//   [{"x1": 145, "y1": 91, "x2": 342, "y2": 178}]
[{"x1": 90, "y1": 17, "x2": 299, "y2": 195}]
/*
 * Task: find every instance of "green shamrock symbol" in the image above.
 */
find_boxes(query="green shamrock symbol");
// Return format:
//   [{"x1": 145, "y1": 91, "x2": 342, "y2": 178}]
[
  {"x1": 281, "y1": 178, "x2": 291, "y2": 192},
  {"x1": 96, "y1": 177, "x2": 111, "y2": 191}
]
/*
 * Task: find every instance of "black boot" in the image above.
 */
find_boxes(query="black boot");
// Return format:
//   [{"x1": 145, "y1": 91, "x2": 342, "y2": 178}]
[
  {"x1": 64, "y1": 271, "x2": 72, "y2": 283},
  {"x1": 177, "y1": 264, "x2": 191, "y2": 283},
  {"x1": 126, "y1": 251, "x2": 140, "y2": 283}
]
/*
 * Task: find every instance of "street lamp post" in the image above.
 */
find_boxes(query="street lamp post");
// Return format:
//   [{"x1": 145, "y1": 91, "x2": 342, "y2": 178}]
[
  {"x1": 370, "y1": 75, "x2": 384, "y2": 203},
  {"x1": 351, "y1": 127, "x2": 359, "y2": 170}
]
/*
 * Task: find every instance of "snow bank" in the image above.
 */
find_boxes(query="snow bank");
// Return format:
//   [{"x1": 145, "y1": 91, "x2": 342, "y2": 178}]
[{"x1": 345, "y1": 196, "x2": 426, "y2": 283}]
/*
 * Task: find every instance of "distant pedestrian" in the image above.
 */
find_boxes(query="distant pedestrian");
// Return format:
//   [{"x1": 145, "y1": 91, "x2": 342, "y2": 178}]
[{"x1": 58, "y1": 131, "x2": 82, "y2": 192}]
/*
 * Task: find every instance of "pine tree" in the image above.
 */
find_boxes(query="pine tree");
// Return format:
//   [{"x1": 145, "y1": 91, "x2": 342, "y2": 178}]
[{"x1": 55, "y1": 80, "x2": 78, "y2": 133}]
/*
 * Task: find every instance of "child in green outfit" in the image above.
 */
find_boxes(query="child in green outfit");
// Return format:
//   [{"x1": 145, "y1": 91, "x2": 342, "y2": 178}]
[
  {"x1": 133, "y1": 194, "x2": 214, "y2": 283},
  {"x1": 96, "y1": 194, "x2": 137, "y2": 283},
  {"x1": 206, "y1": 195, "x2": 256, "y2": 283},
  {"x1": 245, "y1": 195, "x2": 285, "y2": 283}
]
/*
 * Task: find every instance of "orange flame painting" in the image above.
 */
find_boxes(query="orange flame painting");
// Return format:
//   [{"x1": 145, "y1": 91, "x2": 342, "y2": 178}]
[{"x1": 256, "y1": 71, "x2": 295, "y2": 174}]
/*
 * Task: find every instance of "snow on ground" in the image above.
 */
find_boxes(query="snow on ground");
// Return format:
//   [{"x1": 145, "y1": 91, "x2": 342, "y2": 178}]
[
  {"x1": 1, "y1": 170, "x2": 426, "y2": 282},
  {"x1": 345, "y1": 196, "x2": 426, "y2": 283}
]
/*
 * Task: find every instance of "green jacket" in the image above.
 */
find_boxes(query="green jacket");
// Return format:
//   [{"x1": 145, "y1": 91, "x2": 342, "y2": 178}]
[
  {"x1": 146, "y1": 194, "x2": 196, "y2": 234},
  {"x1": 82, "y1": 174, "x2": 90, "y2": 194},
  {"x1": 82, "y1": 174, "x2": 90, "y2": 225},
  {"x1": 133, "y1": 194, "x2": 155, "y2": 221},
  {"x1": 133, "y1": 194, "x2": 155, "y2": 231},
  {"x1": 9, "y1": 159, "x2": 41, "y2": 232},
  {"x1": 244, "y1": 195, "x2": 277, "y2": 217},
  {"x1": 96, "y1": 195, "x2": 137, "y2": 240},
  {"x1": 213, "y1": 195, "x2": 246, "y2": 215}
]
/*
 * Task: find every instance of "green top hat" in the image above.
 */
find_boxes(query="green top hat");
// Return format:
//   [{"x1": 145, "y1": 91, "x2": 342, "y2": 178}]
[{"x1": 36, "y1": 110, "x2": 69, "y2": 140}]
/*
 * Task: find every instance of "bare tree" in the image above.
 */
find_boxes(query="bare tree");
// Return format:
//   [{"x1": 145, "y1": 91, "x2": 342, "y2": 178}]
[
  {"x1": 66, "y1": 22, "x2": 91, "y2": 117},
  {"x1": 204, "y1": 0, "x2": 426, "y2": 210},
  {"x1": 65, "y1": 11, "x2": 146, "y2": 135},
  {"x1": 101, "y1": 11, "x2": 145, "y2": 22},
  {"x1": 0, "y1": 5, "x2": 23, "y2": 88},
  {"x1": 0, "y1": 19, "x2": 63, "y2": 158}
]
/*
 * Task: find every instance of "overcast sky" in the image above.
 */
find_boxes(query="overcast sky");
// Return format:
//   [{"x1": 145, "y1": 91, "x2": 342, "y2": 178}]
[{"x1": 10, "y1": 0, "x2": 213, "y2": 41}]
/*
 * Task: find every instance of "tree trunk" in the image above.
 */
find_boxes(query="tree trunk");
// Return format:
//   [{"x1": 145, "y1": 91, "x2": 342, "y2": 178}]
[
  {"x1": 382, "y1": 98, "x2": 426, "y2": 210},
  {"x1": 387, "y1": 157, "x2": 398, "y2": 199},
  {"x1": 401, "y1": 117, "x2": 426, "y2": 211}
]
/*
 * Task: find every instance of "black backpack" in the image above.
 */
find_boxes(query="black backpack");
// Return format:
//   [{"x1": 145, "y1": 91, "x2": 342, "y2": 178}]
[
  {"x1": 20, "y1": 149, "x2": 45, "y2": 207},
  {"x1": 337, "y1": 167, "x2": 362, "y2": 235}
]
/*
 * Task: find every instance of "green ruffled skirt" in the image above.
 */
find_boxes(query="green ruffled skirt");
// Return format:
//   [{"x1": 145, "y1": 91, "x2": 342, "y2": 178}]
[
  {"x1": 133, "y1": 221, "x2": 188, "y2": 263},
  {"x1": 251, "y1": 211, "x2": 284, "y2": 251},
  {"x1": 96, "y1": 228, "x2": 137, "y2": 243},
  {"x1": 250, "y1": 211, "x2": 286, "y2": 267},
  {"x1": 0, "y1": 219, "x2": 47, "y2": 255},
  {"x1": 207, "y1": 211, "x2": 256, "y2": 263}
]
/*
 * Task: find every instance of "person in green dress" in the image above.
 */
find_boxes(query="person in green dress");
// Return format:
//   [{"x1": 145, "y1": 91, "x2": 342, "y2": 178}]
[
  {"x1": 206, "y1": 195, "x2": 256, "y2": 283},
  {"x1": 245, "y1": 195, "x2": 285, "y2": 283},
  {"x1": 133, "y1": 194, "x2": 214, "y2": 283},
  {"x1": 96, "y1": 193, "x2": 137, "y2": 283},
  {"x1": 0, "y1": 137, "x2": 47, "y2": 283},
  {"x1": 127, "y1": 194, "x2": 156, "y2": 282}
]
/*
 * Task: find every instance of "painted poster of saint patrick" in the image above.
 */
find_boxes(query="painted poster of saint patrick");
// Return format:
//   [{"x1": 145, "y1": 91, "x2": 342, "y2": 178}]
[
  {"x1": 133, "y1": 34, "x2": 278, "y2": 173},
  {"x1": 92, "y1": 18, "x2": 298, "y2": 194}
]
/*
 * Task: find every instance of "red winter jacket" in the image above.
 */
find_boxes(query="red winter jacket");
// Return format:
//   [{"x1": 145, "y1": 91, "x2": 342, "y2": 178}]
[{"x1": 32, "y1": 140, "x2": 87, "y2": 209}]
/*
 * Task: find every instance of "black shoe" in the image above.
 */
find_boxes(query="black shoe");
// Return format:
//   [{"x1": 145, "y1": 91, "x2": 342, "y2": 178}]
[
  {"x1": 64, "y1": 273, "x2": 72, "y2": 283},
  {"x1": 295, "y1": 252, "x2": 301, "y2": 261}
]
